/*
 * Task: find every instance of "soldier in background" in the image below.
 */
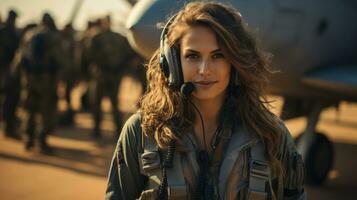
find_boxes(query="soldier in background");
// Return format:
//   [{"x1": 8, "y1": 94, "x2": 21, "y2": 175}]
[
  {"x1": 20, "y1": 13, "x2": 61, "y2": 153},
  {"x1": 58, "y1": 23, "x2": 78, "y2": 126},
  {"x1": 89, "y1": 16, "x2": 132, "y2": 138},
  {"x1": 78, "y1": 20, "x2": 100, "y2": 111},
  {"x1": 0, "y1": 10, "x2": 21, "y2": 139}
]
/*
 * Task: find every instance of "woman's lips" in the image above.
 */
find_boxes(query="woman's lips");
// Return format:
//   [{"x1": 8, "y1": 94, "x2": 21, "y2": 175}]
[{"x1": 194, "y1": 80, "x2": 218, "y2": 88}]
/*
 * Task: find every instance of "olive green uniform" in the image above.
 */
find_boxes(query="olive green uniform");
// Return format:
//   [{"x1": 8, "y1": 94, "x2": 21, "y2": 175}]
[
  {"x1": 0, "y1": 19, "x2": 20, "y2": 138},
  {"x1": 106, "y1": 112, "x2": 306, "y2": 200},
  {"x1": 58, "y1": 26, "x2": 78, "y2": 125},
  {"x1": 21, "y1": 25, "x2": 62, "y2": 151},
  {"x1": 78, "y1": 25, "x2": 99, "y2": 111},
  {"x1": 89, "y1": 30, "x2": 133, "y2": 137}
]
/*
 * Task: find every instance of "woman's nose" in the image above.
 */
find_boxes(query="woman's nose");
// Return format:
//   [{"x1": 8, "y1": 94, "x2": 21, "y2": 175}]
[{"x1": 198, "y1": 60, "x2": 210, "y2": 75}]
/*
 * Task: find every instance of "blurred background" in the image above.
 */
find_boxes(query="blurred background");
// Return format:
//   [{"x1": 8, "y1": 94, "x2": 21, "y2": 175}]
[
  {"x1": 0, "y1": 0, "x2": 131, "y2": 31},
  {"x1": 0, "y1": 0, "x2": 356, "y2": 199}
]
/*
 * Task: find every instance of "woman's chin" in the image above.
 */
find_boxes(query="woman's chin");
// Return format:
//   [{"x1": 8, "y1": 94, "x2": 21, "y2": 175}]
[{"x1": 191, "y1": 92, "x2": 225, "y2": 102}]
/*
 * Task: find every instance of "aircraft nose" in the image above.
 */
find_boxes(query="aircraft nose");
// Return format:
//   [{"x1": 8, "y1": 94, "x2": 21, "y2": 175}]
[
  {"x1": 125, "y1": 0, "x2": 273, "y2": 59},
  {"x1": 126, "y1": 0, "x2": 186, "y2": 59}
]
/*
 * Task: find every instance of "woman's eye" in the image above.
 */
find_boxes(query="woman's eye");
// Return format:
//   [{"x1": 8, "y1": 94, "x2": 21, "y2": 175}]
[
  {"x1": 185, "y1": 54, "x2": 199, "y2": 60},
  {"x1": 212, "y1": 53, "x2": 225, "y2": 59}
]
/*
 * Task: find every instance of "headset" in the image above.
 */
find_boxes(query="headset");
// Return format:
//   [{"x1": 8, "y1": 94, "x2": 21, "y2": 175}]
[
  {"x1": 159, "y1": 14, "x2": 185, "y2": 90},
  {"x1": 159, "y1": 14, "x2": 239, "y2": 95}
]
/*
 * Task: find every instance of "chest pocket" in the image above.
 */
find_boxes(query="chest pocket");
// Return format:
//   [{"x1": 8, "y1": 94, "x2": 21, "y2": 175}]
[
  {"x1": 138, "y1": 136, "x2": 188, "y2": 200},
  {"x1": 218, "y1": 123, "x2": 273, "y2": 200}
]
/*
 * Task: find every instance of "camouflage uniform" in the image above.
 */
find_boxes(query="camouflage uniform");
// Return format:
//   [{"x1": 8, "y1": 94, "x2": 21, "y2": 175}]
[
  {"x1": 20, "y1": 14, "x2": 61, "y2": 153},
  {"x1": 89, "y1": 25, "x2": 133, "y2": 137},
  {"x1": 58, "y1": 24, "x2": 79, "y2": 125},
  {"x1": 0, "y1": 10, "x2": 21, "y2": 139},
  {"x1": 78, "y1": 21, "x2": 100, "y2": 111}
]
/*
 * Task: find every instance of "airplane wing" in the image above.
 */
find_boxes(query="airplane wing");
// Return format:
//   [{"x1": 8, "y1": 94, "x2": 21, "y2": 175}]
[{"x1": 302, "y1": 65, "x2": 357, "y2": 94}]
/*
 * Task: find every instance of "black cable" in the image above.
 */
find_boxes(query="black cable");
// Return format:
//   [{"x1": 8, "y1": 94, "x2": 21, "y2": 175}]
[
  {"x1": 186, "y1": 99, "x2": 210, "y2": 200},
  {"x1": 181, "y1": 82, "x2": 211, "y2": 199},
  {"x1": 157, "y1": 140, "x2": 176, "y2": 200},
  {"x1": 188, "y1": 101, "x2": 207, "y2": 151},
  {"x1": 161, "y1": 82, "x2": 210, "y2": 199}
]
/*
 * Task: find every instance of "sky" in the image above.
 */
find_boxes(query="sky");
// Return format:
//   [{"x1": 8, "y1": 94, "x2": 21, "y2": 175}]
[{"x1": 0, "y1": 0, "x2": 132, "y2": 30}]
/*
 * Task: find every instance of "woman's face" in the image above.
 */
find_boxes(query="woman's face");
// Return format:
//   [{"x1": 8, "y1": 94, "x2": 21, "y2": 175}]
[{"x1": 180, "y1": 25, "x2": 231, "y2": 102}]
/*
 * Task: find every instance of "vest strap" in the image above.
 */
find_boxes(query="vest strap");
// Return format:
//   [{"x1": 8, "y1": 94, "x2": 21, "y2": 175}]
[
  {"x1": 166, "y1": 144, "x2": 187, "y2": 199},
  {"x1": 218, "y1": 124, "x2": 257, "y2": 199},
  {"x1": 139, "y1": 135, "x2": 187, "y2": 199},
  {"x1": 248, "y1": 142, "x2": 270, "y2": 200},
  {"x1": 139, "y1": 135, "x2": 160, "y2": 176}
]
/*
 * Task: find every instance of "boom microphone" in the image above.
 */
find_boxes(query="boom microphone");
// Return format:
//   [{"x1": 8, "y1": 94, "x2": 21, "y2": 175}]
[{"x1": 180, "y1": 82, "x2": 195, "y2": 95}]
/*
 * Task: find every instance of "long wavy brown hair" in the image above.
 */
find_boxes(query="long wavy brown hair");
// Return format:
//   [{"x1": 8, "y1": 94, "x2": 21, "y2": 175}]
[{"x1": 139, "y1": 2, "x2": 283, "y2": 176}]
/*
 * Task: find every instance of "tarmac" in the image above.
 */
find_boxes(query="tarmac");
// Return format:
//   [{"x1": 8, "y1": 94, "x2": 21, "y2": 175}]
[{"x1": 0, "y1": 77, "x2": 356, "y2": 200}]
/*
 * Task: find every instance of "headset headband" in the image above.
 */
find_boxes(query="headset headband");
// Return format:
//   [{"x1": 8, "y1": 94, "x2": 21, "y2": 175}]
[{"x1": 159, "y1": 13, "x2": 184, "y2": 89}]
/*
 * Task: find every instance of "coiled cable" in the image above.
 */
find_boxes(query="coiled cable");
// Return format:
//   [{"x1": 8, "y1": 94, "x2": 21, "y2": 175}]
[{"x1": 157, "y1": 139, "x2": 176, "y2": 200}]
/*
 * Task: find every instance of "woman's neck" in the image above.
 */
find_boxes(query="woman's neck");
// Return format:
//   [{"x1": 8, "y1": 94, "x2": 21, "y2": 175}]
[
  {"x1": 191, "y1": 94, "x2": 226, "y2": 152},
  {"x1": 192, "y1": 97, "x2": 222, "y2": 124}
]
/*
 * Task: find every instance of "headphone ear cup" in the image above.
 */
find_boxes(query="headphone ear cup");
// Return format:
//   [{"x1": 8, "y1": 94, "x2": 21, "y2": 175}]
[
  {"x1": 160, "y1": 54, "x2": 170, "y2": 78},
  {"x1": 159, "y1": 13, "x2": 183, "y2": 88},
  {"x1": 165, "y1": 45, "x2": 183, "y2": 87}
]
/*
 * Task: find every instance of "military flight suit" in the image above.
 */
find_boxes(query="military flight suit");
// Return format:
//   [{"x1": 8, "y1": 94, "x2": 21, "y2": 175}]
[{"x1": 106, "y1": 112, "x2": 306, "y2": 200}]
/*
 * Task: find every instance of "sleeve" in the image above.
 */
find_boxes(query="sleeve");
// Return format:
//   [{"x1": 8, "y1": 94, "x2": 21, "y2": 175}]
[
  {"x1": 105, "y1": 113, "x2": 148, "y2": 200},
  {"x1": 278, "y1": 122, "x2": 307, "y2": 200}
]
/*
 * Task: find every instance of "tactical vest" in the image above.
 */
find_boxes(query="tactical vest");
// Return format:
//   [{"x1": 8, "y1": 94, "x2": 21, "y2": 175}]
[{"x1": 137, "y1": 124, "x2": 274, "y2": 200}]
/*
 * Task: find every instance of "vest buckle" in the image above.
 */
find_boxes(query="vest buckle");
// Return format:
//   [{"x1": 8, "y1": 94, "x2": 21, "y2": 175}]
[{"x1": 250, "y1": 160, "x2": 270, "y2": 181}]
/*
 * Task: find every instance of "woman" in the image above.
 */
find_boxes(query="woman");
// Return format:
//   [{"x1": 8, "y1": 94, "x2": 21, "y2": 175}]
[{"x1": 106, "y1": 2, "x2": 305, "y2": 200}]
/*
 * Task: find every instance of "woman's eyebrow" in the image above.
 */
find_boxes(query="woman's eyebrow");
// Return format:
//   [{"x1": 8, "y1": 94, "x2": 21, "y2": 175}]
[
  {"x1": 210, "y1": 49, "x2": 222, "y2": 53},
  {"x1": 184, "y1": 48, "x2": 222, "y2": 53},
  {"x1": 184, "y1": 49, "x2": 200, "y2": 54}
]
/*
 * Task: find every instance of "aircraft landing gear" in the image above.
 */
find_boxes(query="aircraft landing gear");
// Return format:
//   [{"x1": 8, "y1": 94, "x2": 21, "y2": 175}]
[
  {"x1": 296, "y1": 132, "x2": 334, "y2": 185},
  {"x1": 295, "y1": 102, "x2": 335, "y2": 185}
]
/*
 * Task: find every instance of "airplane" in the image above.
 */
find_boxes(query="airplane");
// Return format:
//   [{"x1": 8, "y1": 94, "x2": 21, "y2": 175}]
[{"x1": 124, "y1": 0, "x2": 357, "y2": 185}]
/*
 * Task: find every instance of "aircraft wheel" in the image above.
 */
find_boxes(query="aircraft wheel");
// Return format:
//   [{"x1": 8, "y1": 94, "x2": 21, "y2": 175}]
[{"x1": 296, "y1": 132, "x2": 334, "y2": 185}]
